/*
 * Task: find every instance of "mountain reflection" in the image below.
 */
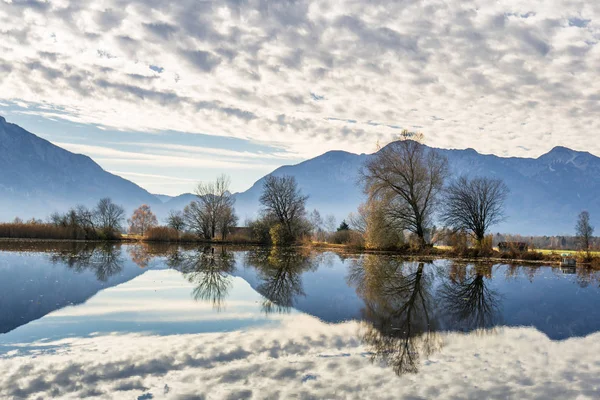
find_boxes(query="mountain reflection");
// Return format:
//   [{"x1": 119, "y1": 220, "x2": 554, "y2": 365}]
[
  {"x1": 440, "y1": 263, "x2": 502, "y2": 332},
  {"x1": 167, "y1": 247, "x2": 235, "y2": 310},
  {"x1": 244, "y1": 248, "x2": 317, "y2": 314},
  {"x1": 349, "y1": 257, "x2": 442, "y2": 375},
  {"x1": 50, "y1": 243, "x2": 124, "y2": 281}
]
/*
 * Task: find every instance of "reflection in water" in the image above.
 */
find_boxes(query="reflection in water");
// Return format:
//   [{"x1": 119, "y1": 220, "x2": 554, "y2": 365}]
[
  {"x1": 3, "y1": 241, "x2": 600, "y2": 385},
  {"x1": 440, "y1": 263, "x2": 502, "y2": 332},
  {"x1": 128, "y1": 244, "x2": 153, "y2": 269},
  {"x1": 50, "y1": 243, "x2": 124, "y2": 281},
  {"x1": 168, "y1": 247, "x2": 235, "y2": 310},
  {"x1": 349, "y1": 257, "x2": 442, "y2": 375},
  {"x1": 245, "y1": 248, "x2": 317, "y2": 314}
]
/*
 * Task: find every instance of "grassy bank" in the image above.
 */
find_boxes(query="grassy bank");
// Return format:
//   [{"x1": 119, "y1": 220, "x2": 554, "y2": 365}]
[{"x1": 305, "y1": 241, "x2": 600, "y2": 267}]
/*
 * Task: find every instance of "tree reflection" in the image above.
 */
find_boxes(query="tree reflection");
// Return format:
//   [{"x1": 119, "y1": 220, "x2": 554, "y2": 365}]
[
  {"x1": 169, "y1": 247, "x2": 235, "y2": 310},
  {"x1": 50, "y1": 243, "x2": 123, "y2": 282},
  {"x1": 349, "y1": 256, "x2": 442, "y2": 375},
  {"x1": 128, "y1": 244, "x2": 153, "y2": 269},
  {"x1": 245, "y1": 248, "x2": 317, "y2": 314},
  {"x1": 440, "y1": 263, "x2": 502, "y2": 332}
]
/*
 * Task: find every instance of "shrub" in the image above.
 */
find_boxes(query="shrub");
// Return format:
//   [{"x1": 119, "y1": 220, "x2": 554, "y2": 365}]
[
  {"x1": 0, "y1": 222, "x2": 97, "y2": 240},
  {"x1": 328, "y1": 230, "x2": 365, "y2": 248},
  {"x1": 270, "y1": 223, "x2": 293, "y2": 246},
  {"x1": 145, "y1": 226, "x2": 179, "y2": 242},
  {"x1": 247, "y1": 216, "x2": 276, "y2": 244},
  {"x1": 180, "y1": 232, "x2": 199, "y2": 242}
]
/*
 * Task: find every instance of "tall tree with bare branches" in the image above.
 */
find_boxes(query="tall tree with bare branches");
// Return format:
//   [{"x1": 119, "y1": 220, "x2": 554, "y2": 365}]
[
  {"x1": 184, "y1": 175, "x2": 237, "y2": 240},
  {"x1": 441, "y1": 176, "x2": 509, "y2": 246},
  {"x1": 576, "y1": 211, "x2": 594, "y2": 256},
  {"x1": 259, "y1": 175, "x2": 308, "y2": 241},
  {"x1": 361, "y1": 131, "x2": 448, "y2": 246}
]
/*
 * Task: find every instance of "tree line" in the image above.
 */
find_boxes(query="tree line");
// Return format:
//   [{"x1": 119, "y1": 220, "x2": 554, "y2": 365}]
[{"x1": 2, "y1": 130, "x2": 595, "y2": 253}]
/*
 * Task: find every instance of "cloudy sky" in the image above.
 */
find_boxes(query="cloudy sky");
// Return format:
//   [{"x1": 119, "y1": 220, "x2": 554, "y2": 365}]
[{"x1": 0, "y1": 0, "x2": 598, "y2": 194}]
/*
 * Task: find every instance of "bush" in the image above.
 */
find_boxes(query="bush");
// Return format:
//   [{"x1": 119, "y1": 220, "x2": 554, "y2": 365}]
[
  {"x1": 328, "y1": 230, "x2": 365, "y2": 248},
  {"x1": 270, "y1": 223, "x2": 293, "y2": 246},
  {"x1": 0, "y1": 222, "x2": 98, "y2": 240},
  {"x1": 247, "y1": 217, "x2": 275, "y2": 244},
  {"x1": 179, "y1": 232, "x2": 199, "y2": 242},
  {"x1": 145, "y1": 226, "x2": 179, "y2": 242}
]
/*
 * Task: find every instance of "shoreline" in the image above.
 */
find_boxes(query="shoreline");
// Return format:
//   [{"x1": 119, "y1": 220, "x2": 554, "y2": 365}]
[{"x1": 0, "y1": 237, "x2": 595, "y2": 267}]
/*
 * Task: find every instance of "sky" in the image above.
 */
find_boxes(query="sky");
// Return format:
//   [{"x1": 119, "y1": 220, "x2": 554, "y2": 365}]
[{"x1": 0, "y1": 0, "x2": 599, "y2": 195}]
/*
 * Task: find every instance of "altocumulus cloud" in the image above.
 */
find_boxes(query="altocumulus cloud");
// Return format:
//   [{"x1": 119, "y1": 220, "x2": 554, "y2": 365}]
[{"x1": 0, "y1": 1, "x2": 599, "y2": 157}]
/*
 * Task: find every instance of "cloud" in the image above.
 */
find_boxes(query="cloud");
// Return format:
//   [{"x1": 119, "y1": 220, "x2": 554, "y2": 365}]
[
  {"x1": 1, "y1": 319, "x2": 599, "y2": 399},
  {"x1": 52, "y1": 142, "x2": 280, "y2": 170},
  {"x1": 0, "y1": 0, "x2": 598, "y2": 159}
]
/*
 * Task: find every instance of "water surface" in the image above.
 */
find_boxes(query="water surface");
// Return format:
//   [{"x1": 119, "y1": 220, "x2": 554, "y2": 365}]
[{"x1": 1, "y1": 242, "x2": 599, "y2": 399}]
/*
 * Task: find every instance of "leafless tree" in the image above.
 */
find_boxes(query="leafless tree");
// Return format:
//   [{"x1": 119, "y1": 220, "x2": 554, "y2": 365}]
[
  {"x1": 184, "y1": 175, "x2": 237, "y2": 240},
  {"x1": 217, "y1": 205, "x2": 238, "y2": 240},
  {"x1": 94, "y1": 198, "x2": 125, "y2": 232},
  {"x1": 128, "y1": 204, "x2": 158, "y2": 236},
  {"x1": 324, "y1": 214, "x2": 337, "y2": 233},
  {"x1": 166, "y1": 210, "x2": 186, "y2": 233},
  {"x1": 348, "y1": 203, "x2": 368, "y2": 235},
  {"x1": 259, "y1": 175, "x2": 308, "y2": 240},
  {"x1": 441, "y1": 176, "x2": 509, "y2": 245},
  {"x1": 308, "y1": 209, "x2": 323, "y2": 232},
  {"x1": 576, "y1": 211, "x2": 594, "y2": 255},
  {"x1": 361, "y1": 131, "x2": 448, "y2": 246}
]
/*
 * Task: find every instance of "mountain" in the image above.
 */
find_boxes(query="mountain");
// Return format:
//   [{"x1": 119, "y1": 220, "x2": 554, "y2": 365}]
[
  {"x1": 153, "y1": 194, "x2": 175, "y2": 203},
  {"x1": 232, "y1": 145, "x2": 600, "y2": 236},
  {"x1": 0, "y1": 116, "x2": 160, "y2": 221},
  {"x1": 1, "y1": 115, "x2": 597, "y2": 235}
]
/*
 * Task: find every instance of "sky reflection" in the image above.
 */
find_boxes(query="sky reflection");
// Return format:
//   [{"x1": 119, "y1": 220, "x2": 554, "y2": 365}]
[{"x1": 1, "y1": 244, "x2": 600, "y2": 398}]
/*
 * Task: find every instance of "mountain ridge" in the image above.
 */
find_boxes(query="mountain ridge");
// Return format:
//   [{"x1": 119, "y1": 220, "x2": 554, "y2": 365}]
[{"x1": 0, "y1": 115, "x2": 597, "y2": 235}]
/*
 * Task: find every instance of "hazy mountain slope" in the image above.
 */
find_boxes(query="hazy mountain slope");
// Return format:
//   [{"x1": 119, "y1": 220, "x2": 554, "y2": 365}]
[
  {"x1": 0, "y1": 116, "x2": 160, "y2": 221},
  {"x1": 233, "y1": 145, "x2": 600, "y2": 235},
  {"x1": 1, "y1": 115, "x2": 597, "y2": 235}
]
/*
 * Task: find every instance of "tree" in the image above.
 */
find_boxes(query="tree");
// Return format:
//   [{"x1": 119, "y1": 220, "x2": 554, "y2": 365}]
[
  {"x1": 217, "y1": 205, "x2": 238, "y2": 240},
  {"x1": 128, "y1": 204, "x2": 158, "y2": 236},
  {"x1": 441, "y1": 176, "x2": 509, "y2": 246},
  {"x1": 94, "y1": 198, "x2": 125, "y2": 233},
  {"x1": 337, "y1": 220, "x2": 350, "y2": 231},
  {"x1": 308, "y1": 209, "x2": 323, "y2": 231},
  {"x1": 324, "y1": 214, "x2": 337, "y2": 233},
  {"x1": 576, "y1": 211, "x2": 594, "y2": 254},
  {"x1": 166, "y1": 210, "x2": 186, "y2": 233},
  {"x1": 259, "y1": 175, "x2": 308, "y2": 242},
  {"x1": 348, "y1": 204, "x2": 368, "y2": 235},
  {"x1": 362, "y1": 131, "x2": 448, "y2": 247},
  {"x1": 184, "y1": 175, "x2": 237, "y2": 240}
]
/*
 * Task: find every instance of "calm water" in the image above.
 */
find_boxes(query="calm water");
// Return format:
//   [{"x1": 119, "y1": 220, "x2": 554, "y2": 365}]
[{"x1": 1, "y1": 243, "x2": 600, "y2": 399}]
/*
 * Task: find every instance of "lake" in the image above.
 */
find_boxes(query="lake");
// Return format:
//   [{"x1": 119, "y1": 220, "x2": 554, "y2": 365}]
[{"x1": 1, "y1": 242, "x2": 600, "y2": 399}]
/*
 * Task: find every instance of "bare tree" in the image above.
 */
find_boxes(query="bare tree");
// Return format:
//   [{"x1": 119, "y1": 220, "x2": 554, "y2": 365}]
[
  {"x1": 362, "y1": 131, "x2": 448, "y2": 246},
  {"x1": 217, "y1": 205, "x2": 238, "y2": 240},
  {"x1": 308, "y1": 209, "x2": 323, "y2": 233},
  {"x1": 348, "y1": 203, "x2": 368, "y2": 235},
  {"x1": 184, "y1": 175, "x2": 237, "y2": 240},
  {"x1": 259, "y1": 175, "x2": 308, "y2": 240},
  {"x1": 94, "y1": 198, "x2": 125, "y2": 233},
  {"x1": 576, "y1": 211, "x2": 594, "y2": 254},
  {"x1": 324, "y1": 214, "x2": 337, "y2": 233},
  {"x1": 128, "y1": 204, "x2": 158, "y2": 236},
  {"x1": 166, "y1": 210, "x2": 186, "y2": 233},
  {"x1": 441, "y1": 176, "x2": 509, "y2": 245}
]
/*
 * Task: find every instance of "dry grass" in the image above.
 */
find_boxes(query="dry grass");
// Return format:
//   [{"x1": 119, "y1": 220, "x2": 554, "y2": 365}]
[
  {"x1": 144, "y1": 227, "x2": 180, "y2": 242},
  {"x1": 0, "y1": 222, "x2": 98, "y2": 240}
]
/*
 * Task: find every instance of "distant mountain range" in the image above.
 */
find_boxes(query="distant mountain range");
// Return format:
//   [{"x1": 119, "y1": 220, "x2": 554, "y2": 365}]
[{"x1": 0, "y1": 115, "x2": 597, "y2": 235}]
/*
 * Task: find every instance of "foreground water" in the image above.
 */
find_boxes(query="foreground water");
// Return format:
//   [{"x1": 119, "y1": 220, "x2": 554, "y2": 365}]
[{"x1": 1, "y1": 243, "x2": 600, "y2": 399}]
